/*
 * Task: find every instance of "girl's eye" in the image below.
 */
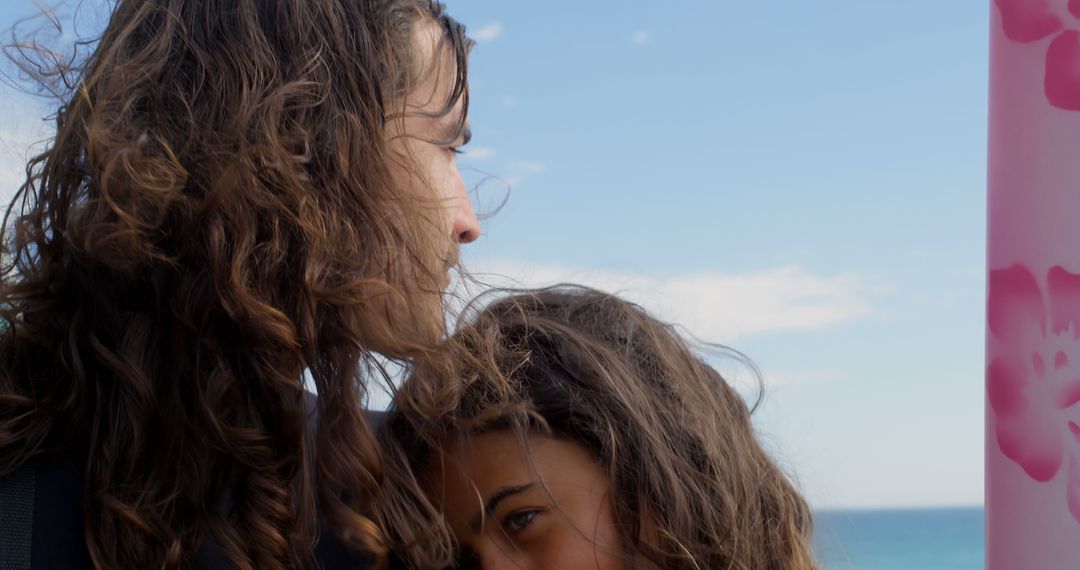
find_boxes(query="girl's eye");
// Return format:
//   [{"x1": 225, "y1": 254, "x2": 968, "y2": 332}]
[
  {"x1": 448, "y1": 146, "x2": 464, "y2": 156},
  {"x1": 502, "y1": 510, "x2": 538, "y2": 535}
]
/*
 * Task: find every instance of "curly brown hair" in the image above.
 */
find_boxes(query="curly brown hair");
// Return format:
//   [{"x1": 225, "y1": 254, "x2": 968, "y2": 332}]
[
  {"x1": 0, "y1": 0, "x2": 472, "y2": 568},
  {"x1": 379, "y1": 286, "x2": 819, "y2": 569}
]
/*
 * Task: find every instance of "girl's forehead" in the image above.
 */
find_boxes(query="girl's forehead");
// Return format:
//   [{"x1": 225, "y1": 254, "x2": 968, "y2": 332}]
[{"x1": 442, "y1": 431, "x2": 596, "y2": 482}]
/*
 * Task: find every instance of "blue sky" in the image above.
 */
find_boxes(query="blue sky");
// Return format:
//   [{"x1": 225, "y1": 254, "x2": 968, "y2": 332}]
[
  {"x1": 0, "y1": 1, "x2": 989, "y2": 510},
  {"x1": 450, "y1": 0, "x2": 988, "y2": 510}
]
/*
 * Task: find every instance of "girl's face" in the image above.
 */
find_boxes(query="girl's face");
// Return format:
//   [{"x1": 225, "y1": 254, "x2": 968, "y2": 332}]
[{"x1": 429, "y1": 431, "x2": 627, "y2": 570}]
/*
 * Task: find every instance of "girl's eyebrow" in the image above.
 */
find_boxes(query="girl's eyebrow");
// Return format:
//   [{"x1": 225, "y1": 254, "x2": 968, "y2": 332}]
[{"x1": 470, "y1": 482, "x2": 535, "y2": 532}]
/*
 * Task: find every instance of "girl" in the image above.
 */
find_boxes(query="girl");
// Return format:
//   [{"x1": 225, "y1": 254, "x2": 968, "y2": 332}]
[{"x1": 379, "y1": 286, "x2": 818, "y2": 569}]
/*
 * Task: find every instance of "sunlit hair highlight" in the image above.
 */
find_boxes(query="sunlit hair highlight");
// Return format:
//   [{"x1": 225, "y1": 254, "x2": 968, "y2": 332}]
[
  {"x1": 379, "y1": 286, "x2": 818, "y2": 569},
  {"x1": 0, "y1": 0, "x2": 471, "y2": 568}
]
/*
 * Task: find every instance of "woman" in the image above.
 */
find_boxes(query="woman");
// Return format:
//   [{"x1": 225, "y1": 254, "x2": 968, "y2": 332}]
[
  {"x1": 380, "y1": 287, "x2": 818, "y2": 569},
  {"x1": 0, "y1": 0, "x2": 478, "y2": 568}
]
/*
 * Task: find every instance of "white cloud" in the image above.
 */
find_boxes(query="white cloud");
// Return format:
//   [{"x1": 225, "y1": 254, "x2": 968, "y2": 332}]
[
  {"x1": 0, "y1": 99, "x2": 54, "y2": 206},
  {"x1": 465, "y1": 146, "x2": 495, "y2": 159},
  {"x1": 631, "y1": 30, "x2": 651, "y2": 45},
  {"x1": 452, "y1": 261, "x2": 878, "y2": 343},
  {"x1": 0, "y1": 138, "x2": 33, "y2": 205},
  {"x1": 760, "y1": 369, "x2": 845, "y2": 389},
  {"x1": 700, "y1": 364, "x2": 845, "y2": 399},
  {"x1": 472, "y1": 22, "x2": 503, "y2": 43},
  {"x1": 500, "y1": 95, "x2": 518, "y2": 108},
  {"x1": 501, "y1": 160, "x2": 544, "y2": 188},
  {"x1": 507, "y1": 160, "x2": 543, "y2": 175}
]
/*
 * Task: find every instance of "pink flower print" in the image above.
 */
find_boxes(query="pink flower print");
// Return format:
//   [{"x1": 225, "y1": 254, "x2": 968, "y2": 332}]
[
  {"x1": 988, "y1": 265, "x2": 1080, "y2": 523},
  {"x1": 994, "y1": 0, "x2": 1080, "y2": 110}
]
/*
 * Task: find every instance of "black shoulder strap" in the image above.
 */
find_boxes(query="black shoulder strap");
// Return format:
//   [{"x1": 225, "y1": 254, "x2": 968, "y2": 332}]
[{"x1": 0, "y1": 463, "x2": 35, "y2": 570}]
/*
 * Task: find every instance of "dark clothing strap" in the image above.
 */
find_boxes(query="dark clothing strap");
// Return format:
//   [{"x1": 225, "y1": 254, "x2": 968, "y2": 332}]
[{"x1": 0, "y1": 463, "x2": 35, "y2": 570}]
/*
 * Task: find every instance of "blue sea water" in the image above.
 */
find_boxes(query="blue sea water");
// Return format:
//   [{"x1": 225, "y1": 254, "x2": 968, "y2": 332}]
[{"x1": 814, "y1": 507, "x2": 984, "y2": 570}]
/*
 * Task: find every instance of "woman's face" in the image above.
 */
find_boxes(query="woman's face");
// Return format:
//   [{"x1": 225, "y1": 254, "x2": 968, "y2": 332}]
[
  {"x1": 386, "y1": 19, "x2": 480, "y2": 287},
  {"x1": 429, "y1": 431, "x2": 627, "y2": 570},
  {"x1": 366, "y1": 18, "x2": 480, "y2": 352}
]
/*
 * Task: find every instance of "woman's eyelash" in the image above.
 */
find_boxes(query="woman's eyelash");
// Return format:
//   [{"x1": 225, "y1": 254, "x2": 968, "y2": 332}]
[
  {"x1": 502, "y1": 510, "x2": 538, "y2": 534},
  {"x1": 449, "y1": 146, "x2": 464, "y2": 155}
]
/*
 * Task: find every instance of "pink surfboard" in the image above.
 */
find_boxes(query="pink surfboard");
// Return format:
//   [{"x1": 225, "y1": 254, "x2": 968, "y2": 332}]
[{"x1": 988, "y1": 1, "x2": 1080, "y2": 567}]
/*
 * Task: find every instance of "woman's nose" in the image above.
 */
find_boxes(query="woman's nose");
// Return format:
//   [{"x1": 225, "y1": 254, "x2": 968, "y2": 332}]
[{"x1": 451, "y1": 181, "x2": 481, "y2": 244}]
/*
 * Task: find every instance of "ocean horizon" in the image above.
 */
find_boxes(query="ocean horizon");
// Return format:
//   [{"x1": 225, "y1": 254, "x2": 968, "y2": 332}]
[{"x1": 814, "y1": 506, "x2": 984, "y2": 570}]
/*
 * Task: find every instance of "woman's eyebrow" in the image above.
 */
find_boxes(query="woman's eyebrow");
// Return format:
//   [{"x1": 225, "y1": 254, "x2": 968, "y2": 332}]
[{"x1": 469, "y1": 483, "x2": 535, "y2": 532}]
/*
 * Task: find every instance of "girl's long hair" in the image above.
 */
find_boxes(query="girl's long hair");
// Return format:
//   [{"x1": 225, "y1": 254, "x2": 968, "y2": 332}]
[
  {"x1": 380, "y1": 286, "x2": 818, "y2": 569},
  {"x1": 0, "y1": 1, "x2": 470, "y2": 568}
]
